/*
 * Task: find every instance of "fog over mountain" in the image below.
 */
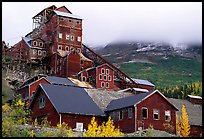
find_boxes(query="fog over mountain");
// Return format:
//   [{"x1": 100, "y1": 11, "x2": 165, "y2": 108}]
[{"x1": 2, "y1": 2, "x2": 202, "y2": 47}]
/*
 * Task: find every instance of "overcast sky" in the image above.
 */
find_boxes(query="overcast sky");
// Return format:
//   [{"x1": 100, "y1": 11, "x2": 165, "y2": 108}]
[{"x1": 2, "y1": 2, "x2": 202, "y2": 47}]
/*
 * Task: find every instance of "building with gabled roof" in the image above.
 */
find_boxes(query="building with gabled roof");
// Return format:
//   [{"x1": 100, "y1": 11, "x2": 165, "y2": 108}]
[
  {"x1": 105, "y1": 90, "x2": 178, "y2": 134},
  {"x1": 29, "y1": 83, "x2": 105, "y2": 130},
  {"x1": 167, "y1": 97, "x2": 202, "y2": 137}
]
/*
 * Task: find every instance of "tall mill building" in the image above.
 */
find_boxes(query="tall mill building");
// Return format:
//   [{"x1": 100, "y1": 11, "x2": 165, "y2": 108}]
[{"x1": 4, "y1": 5, "x2": 155, "y2": 91}]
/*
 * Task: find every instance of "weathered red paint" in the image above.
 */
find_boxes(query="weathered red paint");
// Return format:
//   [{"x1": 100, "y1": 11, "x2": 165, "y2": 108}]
[
  {"x1": 186, "y1": 97, "x2": 202, "y2": 105},
  {"x1": 30, "y1": 88, "x2": 104, "y2": 129},
  {"x1": 190, "y1": 125, "x2": 202, "y2": 137},
  {"x1": 107, "y1": 91, "x2": 178, "y2": 134}
]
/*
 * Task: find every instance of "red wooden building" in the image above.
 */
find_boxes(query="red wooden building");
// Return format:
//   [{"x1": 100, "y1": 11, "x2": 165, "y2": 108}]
[
  {"x1": 29, "y1": 83, "x2": 105, "y2": 130},
  {"x1": 17, "y1": 75, "x2": 76, "y2": 104},
  {"x1": 78, "y1": 64, "x2": 115, "y2": 90},
  {"x1": 168, "y1": 97, "x2": 202, "y2": 137},
  {"x1": 105, "y1": 90, "x2": 178, "y2": 134}
]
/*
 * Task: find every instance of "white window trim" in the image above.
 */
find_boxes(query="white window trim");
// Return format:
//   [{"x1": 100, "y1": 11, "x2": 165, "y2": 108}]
[
  {"x1": 76, "y1": 123, "x2": 83, "y2": 132},
  {"x1": 101, "y1": 68, "x2": 105, "y2": 74},
  {"x1": 65, "y1": 46, "x2": 69, "y2": 51},
  {"x1": 39, "y1": 42, "x2": 43, "y2": 47},
  {"x1": 165, "y1": 110, "x2": 171, "y2": 122},
  {"x1": 77, "y1": 36, "x2": 81, "y2": 42},
  {"x1": 106, "y1": 69, "x2": 109, "y2": 75},
  {"x1": 101, "y1": 82, "x2": 105, "y2": 88},
  {"x1": 82, "y1": 76, "x2": 87, "y2": 82},
  {"x1": 66, "y1": 34, "x2": 70, "y2": 40},
  {"x1": 142, "y1": 107, "x2": 148, "y2": 119},
  {"x1": 106, "y1": 82, "x2": 109, "y2": 88},
  {"x1": 104, "y1": 75, "x2": 107, "y2": 81},
  {"x1": 99, "y1": 74, "x2": 102, "y2": 80},
  {"x1": 33, "y1": 49, "x2": 37, "y2": 55},
  {"x1": 70, "y1": 35, "x2": 74, "y2": 41},
  {"x1": 58, "y1": 45, "x2": 62, "y2": 50},
  {"x1": 33, "y1": 41, "x2": 37, "y2": 46},
  {"x1": 38, "y1": 50, "x2": 42, "y2": 55},
  {"x1": 153, "y1": 109, "x2": 159, "y2": 120},
  {"x1": 119, "y1": 110, "x2": 123, "y2": 120},
  {"x1": 39, "y1": 97, "x2": 45, "y2": 109},
  {"x1": 59, "y1": 33, "x2": 62, "y2": 39},
  {"x1": 108, "y1": 75, "x2": 111, "y2": 81}
]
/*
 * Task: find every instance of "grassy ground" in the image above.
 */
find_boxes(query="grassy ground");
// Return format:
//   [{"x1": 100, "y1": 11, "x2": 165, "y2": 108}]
[{"x1": 119, "y1": 56, "x2": 202, "y2": 88}]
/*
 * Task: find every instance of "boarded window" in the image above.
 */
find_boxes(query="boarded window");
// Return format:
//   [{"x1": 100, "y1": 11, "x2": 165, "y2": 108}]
[
  {"x1": 142, "y1": 107, "x2": 148, "y2": 119},
  {"x1": 76, "y1": 123, "x2": 83, "y2": 131},
  {"x1": 128, "y1": 108, "x2": 132, "y2": 118},
  {"x1": 153, "y1": 109, "x2": 159, "y2": 120},
  {"x1": 165, "y1": 111, "x2": 171, "y2": 121},
  {"x1": 66, "y1": 34, "x2": 70, "y2": 40},
  {"x1": 77, "y1": 36, "x2": 81, "y2": 42},
  {"x1": 59, "y1": 33, "x2": 62, "y2": 39},
  {"x1": 33, "y1": 49, "x2": 37, "y2": 55},
  {"x1": 39, "y1": 97, "x2": 45, "y2": 109}
]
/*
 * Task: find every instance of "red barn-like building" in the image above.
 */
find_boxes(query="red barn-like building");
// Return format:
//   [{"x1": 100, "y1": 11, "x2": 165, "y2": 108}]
[
  {"x1": 29, "y1": 83, "x2": 105, "y2": 130},
  {"x1": 105, "y1": 90, "x2": 178, "y2": 134}
]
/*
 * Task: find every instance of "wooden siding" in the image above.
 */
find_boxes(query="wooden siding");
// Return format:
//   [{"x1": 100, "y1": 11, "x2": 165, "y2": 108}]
[{"x1": 136, "y1": 92, "x2": 177, "y2": 134}]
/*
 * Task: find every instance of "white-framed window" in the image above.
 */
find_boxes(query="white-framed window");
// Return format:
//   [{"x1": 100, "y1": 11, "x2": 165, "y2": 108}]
[
  {"x1": 43, "y1": 51, "x2": 46, "y2": 56},
  {"x1": 153, "y1": 109, "x2": 159, "y2": 120},
  {"x1": 99, "y1": 74, "x2": 102, "y2": 80},
  {"x1": 128, "y1": 108, "x2": 132, "y2": 118},
  {"x1": 101, "y1": 68, "x2": 105, "y2": 74},
  {"x1": 39, "y1": 42, "x2": 43, "y2": 47},
  {"x1": 165, "y1": 110, "x2": 171, "y2": 121},
  {"x1": 106, "y1": 82, "x2": 109, "y2": 88},
  {"x1": 142, "y1": 107, "x2": 148, "y2": 119},
  {"x1": 59, "y1": 33, "x2": 62, "y2": 39},
  {"x1": 77, "y1": 48, "x2": 81, "y2": 53},
  {"x1": 39, "y1": 97, "x2": 45, "y2": 109},
  {"x1": 104, "y1": 75, "x2": 107, "y2": 81},
  {"x1": 65, "y1": 46, "x2": 69, "y2": 51},
  {"x1": 82, "y1": 76, "x2": 86, "y2": 82},
  {"x1": 58, "y1": 45, "x2": 62, "y2": 50},
  {"x1": 101, "y1": 82, "x2": 105, "y2": 88},
  {"x1": 119, "y1": 110, "x2": 123, "y2": 120},
  {"x1": 66, "y1": 34, "x2": 70, "y2": 40},
  {"x1": 70, "y1": 35, "x2": 74, "y2": 41},
  {"x1": 38, "y1": 50, "x2": 42, "y2": 55},
  {"x1": 70, "y1": 47, "x2": 74, "y2": 51},
  {"x1": 60, "y1": 66, "x2": 62, "y2": 71},
  {"x1": 33, "y1": 49, "x2": 37, "y2": 55},
  {"x1": 108, "y1": 75, "x2": 111, "y2": 81},
  {"x1": 106, "y1": 69, "x2": 109, "y2": 75},
  {"x1": 33, "y1": 41, "x2": 37, "y2": 46},
  {"x1": 76, "y1": 123, "x2": 83, "y2": 131},
  {"x1": 77, "y1": 36, "x2": 81, "y2": 42}
]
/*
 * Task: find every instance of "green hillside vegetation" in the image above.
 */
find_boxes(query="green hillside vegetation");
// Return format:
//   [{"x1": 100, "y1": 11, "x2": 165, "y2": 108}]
[{"x1": 119, "y1": 56, "x2": 202, "y2": 92}]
